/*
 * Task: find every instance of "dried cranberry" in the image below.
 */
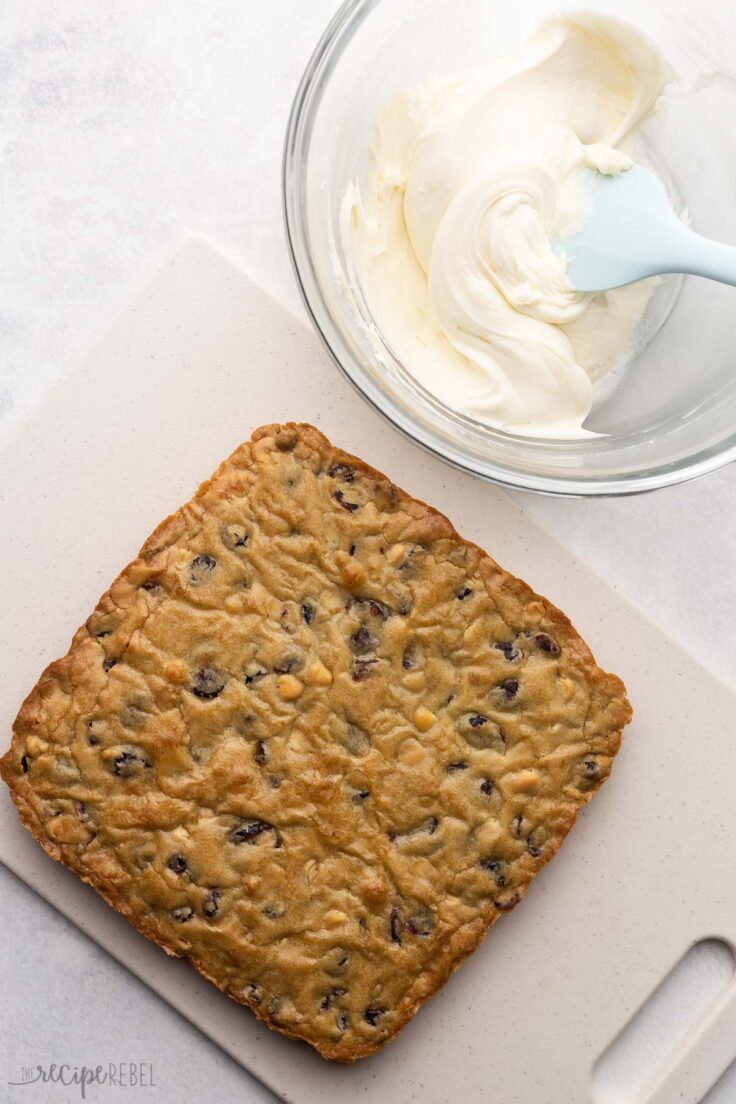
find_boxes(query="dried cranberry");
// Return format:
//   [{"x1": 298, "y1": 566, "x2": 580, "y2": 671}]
[
  {"x1": 497, "y1": 891, "x2": 521, "y2": 912},
  {"x1": 351, "y1": 658, "x2": 378, "y2": 681},
  {"x1": 497, "y1": 678, "x2": 519, "y2": 702},
  {"x1": 244, "y1": 664, "x2": 267, "y2": 685},
  {"x1": 328, "y1": 463, "x2": 355, "y2": 483},
  {"x1": 462, "y1": 715, "x2": 505, "y2": 752},
  {"x1": 351, "y1": 596, "x2": 390, "y2": 619},
  {"x1": 528, "y1": 837, "x2": 543, "y2": 858},
  {"x1": 350, "y1": 626, "x2": 376, "y2": 654},
  {"x1": 221, "y1": 524, "x2": 248, "y2": 550},
  {"x1": 446, "y1": 761, "x2": 468, "y2": 773},
  {"x1": 480, "y1": 858, "x2": 508, "y2": 887},
  {"x1": 389, "y1": 907, "x2": 403, "y2": 944},
  {"x1": 406, "y1": 906, "x2": 434, "y2": 936},
  {"x1": 112, "y1": 748, "x2": 150, "y2": 777},
  {"x1": 228, "y1": 819, "x2": 279, "y2": 846},
  {"x1": 494, "y1": 641, "x2": 520, "y2": 662},
  {"x1": 364, "y1": 1008, "x2": 386, "y2": 1026},
  {"x1": 456, "y1": 587, "x2": 473, "y2": 600},
  {"x1": 320, "y1": 987, "x2": 347, "y2": 1012},
  {"x1": 273, "y1": 650, "x2": 304, "y2": 674},
  {"x1": 203, "y1": 888, "x2": 221, "y2": 918},
  {"x1": 535, "y1": 633, "x2": 560, "y2": 656},
  {"x1": 191, "y1": 667, "x2": 227, "y2": 700},
  {"x1": 189, "y1": 554, "x2": 217, "y2": 584},
  {"x1": 263, "y1": 905, "x2": 285, "y2": 919},
  {"x1": 171, "y1": 906, "x2": 194, "y2": 923},
  {"x1": 86, "y1": 720, "x2": 103, "y2": 747},
  {"x1": 334, "y1": 490, "x2": 359, "y2": 512}
]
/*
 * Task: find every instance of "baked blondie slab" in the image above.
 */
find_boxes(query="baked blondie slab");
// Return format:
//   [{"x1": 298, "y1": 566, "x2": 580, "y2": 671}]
[{"x1": 1, "y1": 423, "x2": 631, "y2": 1060}]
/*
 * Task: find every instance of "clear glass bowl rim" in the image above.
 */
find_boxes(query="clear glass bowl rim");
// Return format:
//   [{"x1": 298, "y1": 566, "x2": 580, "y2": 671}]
[{"x1": 282, "y1": 0, "x2": 736, "y2": 496}]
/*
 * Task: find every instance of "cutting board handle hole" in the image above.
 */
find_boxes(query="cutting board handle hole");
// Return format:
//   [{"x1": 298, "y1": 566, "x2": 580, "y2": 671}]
[{"x1": 592, "y1": 938, "x2": 735, "y2": 1103}]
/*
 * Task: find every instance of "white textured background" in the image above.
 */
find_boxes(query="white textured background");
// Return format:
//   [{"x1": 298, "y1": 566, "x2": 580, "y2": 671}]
[{"x1": 1, "y1": 2, "x2": 735, "y2": 1102}]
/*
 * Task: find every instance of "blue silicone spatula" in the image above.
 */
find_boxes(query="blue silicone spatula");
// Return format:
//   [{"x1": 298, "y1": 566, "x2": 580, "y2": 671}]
[{"x1": 558, "y1": 163, "x2": 736, "y2": 292}]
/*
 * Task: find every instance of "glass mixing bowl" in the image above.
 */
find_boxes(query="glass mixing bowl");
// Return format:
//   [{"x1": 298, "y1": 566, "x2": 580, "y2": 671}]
[{"x1": 284, "y1": 0, "x2": 736, "y2": 495}]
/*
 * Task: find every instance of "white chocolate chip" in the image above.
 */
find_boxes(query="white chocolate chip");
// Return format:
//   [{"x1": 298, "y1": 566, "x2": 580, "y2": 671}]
[
  {"x1": 414, "y1": 707, "x2": 437, "y2": 733},
  {"x1": 325, "y1": 909, "x2": 347, "y2": 927},
  {"x1": 278, "y1": 675, "x2": 304, "y2": 701},
  {"x1": 386, "y1": 543, "x2": 405, "y2": 565},
  {"x1": 304, "y1": 661, "x2": 332, "y2": 687}
]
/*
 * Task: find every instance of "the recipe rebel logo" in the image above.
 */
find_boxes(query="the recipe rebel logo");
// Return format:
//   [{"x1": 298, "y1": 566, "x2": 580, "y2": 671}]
[{"x1": 8, "y1": 1062, "x2": 156, "y2": 1098}]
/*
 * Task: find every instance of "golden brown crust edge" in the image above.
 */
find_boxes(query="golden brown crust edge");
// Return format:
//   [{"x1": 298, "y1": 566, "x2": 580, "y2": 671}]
[{"x1": 1, "y1": 421, "x2": 631, "y2": 1062}]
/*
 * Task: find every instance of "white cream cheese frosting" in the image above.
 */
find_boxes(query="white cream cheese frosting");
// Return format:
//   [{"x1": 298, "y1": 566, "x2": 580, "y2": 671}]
[{"x1": 343, "y1": 15, "x2": 669, "y2": 437}]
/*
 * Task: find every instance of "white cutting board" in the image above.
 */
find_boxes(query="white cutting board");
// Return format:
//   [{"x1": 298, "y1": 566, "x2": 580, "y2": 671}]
[{"x1": 1, "y1": 238, "x2": 735, "y2": 1104}]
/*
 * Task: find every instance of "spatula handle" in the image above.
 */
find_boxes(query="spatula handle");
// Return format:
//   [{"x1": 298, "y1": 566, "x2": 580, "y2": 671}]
[{"x1": 666, "y1": 229, "x2": 736, "y2": 288}]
